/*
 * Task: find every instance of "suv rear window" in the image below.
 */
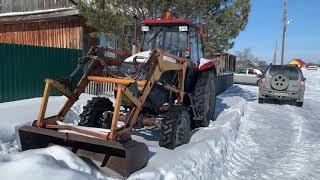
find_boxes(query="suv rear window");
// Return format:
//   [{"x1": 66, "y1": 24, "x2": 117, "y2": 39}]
[{"x1": 269, "y1": 65, "x2": 300, "y2": 80}]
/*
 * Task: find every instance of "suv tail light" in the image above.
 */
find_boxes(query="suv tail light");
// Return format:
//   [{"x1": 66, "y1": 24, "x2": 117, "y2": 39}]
[
  {"x1": 300, "y1": 79, "x2": 305, "y2": 86},
  {"x1": 261, "y1": 76, "x2": 266, "y2": 83}
]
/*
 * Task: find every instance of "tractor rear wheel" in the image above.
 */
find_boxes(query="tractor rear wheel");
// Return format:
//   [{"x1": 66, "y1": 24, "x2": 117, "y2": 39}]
[
  {"x1": 193, "y1": 71, "x2": 216, "y2": 128},
  {"x1": 159, "y1": 106, "x2": 191, "y2": 149},
  {"x1": 78, "y1": 97, "x2": 113, "y2": 128}
]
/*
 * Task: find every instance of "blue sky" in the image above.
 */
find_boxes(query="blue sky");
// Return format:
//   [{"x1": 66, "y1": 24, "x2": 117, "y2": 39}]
[{"x1": 231, "y1": 0, "x2": 320, "y2": 64}]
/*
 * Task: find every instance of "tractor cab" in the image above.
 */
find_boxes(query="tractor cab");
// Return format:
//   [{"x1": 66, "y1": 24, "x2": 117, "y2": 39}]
[{"x1": 140, "y1": 17, "x2": 205, "y2": 65}]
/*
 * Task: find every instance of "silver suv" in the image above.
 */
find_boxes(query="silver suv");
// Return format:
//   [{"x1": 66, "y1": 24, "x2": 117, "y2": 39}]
[{"x1": 258, "y1": 65, "x2": 305, "y2": 107}]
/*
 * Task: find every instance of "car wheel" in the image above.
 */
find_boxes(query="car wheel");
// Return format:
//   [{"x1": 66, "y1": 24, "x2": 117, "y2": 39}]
[
  {"x1": 297, "y1": 101, "x2": 303, "y2": 107},
  {"x1": 258, "y1": 97, "x2": 265, "y2": 104}
]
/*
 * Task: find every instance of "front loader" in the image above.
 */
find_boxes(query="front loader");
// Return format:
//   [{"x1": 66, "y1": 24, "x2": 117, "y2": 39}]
[
  {"x1": 18, "y1": 47, "x2": 191, "y2": 176},
  {"x1": 18, "y1": 12, "x2": 235, "y2": 177}
]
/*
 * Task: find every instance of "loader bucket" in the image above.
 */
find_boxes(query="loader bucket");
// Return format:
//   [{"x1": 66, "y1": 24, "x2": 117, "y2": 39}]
[{"x1": 18, "y1": 125, "x2": 149, "y2": 177}]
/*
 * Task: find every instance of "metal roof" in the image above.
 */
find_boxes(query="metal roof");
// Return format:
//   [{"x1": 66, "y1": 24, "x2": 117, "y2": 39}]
[{"x1": 142, "y1": 19, "x2": 194, "y2": 26}]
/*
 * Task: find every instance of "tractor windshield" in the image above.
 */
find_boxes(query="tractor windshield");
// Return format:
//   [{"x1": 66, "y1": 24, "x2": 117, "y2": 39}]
[{"x1": 142, "y1": 26, "x2": 188, "y2": 56}]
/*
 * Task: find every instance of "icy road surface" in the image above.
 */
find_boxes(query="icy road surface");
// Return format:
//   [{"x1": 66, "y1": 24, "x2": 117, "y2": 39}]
[
  {"x1": 0, "y1": 70, "x2": 319, "y2": 180},
  {"x1": 221, "y1": 71, "x2": 320, "y2": 179}
]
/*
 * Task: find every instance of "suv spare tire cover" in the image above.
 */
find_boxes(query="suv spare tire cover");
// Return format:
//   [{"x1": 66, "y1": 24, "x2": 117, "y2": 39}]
[{"x1": 270, "y1": 73, "x2": 290, "y2": 91}]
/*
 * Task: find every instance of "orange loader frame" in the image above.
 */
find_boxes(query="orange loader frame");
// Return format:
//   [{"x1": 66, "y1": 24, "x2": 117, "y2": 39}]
[{"x1": 35, "y1": 47, "x2": 187, "y2": 143}]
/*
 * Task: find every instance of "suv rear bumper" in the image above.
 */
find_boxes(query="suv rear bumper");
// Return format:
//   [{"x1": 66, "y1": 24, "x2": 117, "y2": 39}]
[{"x1": 259, "y1": 89, "x2": 304, "y2": 101}]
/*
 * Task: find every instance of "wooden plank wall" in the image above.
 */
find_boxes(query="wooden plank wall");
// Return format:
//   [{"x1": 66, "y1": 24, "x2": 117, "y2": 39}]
[
  {"x1": 0, "y1": 0, "x2": 74, "y2": 13},
  {"x1": 0, "y1": 17, "x2": 82, "y2": 49}
]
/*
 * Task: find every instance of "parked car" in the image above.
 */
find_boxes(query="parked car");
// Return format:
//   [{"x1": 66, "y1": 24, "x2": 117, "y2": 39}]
[
  {"x1": 258, "y1": 64, "x2": 305, "y2": 107},
  {"x1": 234, "y1": 68, "x2": 262, "y2": 85},
  {"x1": 307, "y1": 65, "x2": 318, "y2": 70}
]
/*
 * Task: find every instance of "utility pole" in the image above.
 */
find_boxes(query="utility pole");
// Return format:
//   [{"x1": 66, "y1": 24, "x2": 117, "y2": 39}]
[
  {"x1": 281, "y1": 0, "x2": 287, "y2": 65},
  {"x1": 273, "y1": 40, "x2": 278, "y2": 65}
]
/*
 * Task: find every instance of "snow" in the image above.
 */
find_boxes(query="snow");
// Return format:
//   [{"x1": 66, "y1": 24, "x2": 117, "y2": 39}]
[
  {"x1": 124, "y1": 51, "x2": 151, "y2": 63},
  {"x1": 0, "y1": 94, "x2": 94, "y2": 155},
  {"x1": 0, "y1": 70, "x2": 319, "y2": 179},
  {"x1": 129, "y1": 85, "x2": 252, "y2": 180},
  {"x1": 0, "y1": 146, "x2": 109, "y2": 180},
  {"x1": 124, "y1": 51, "x2": 176, "y2": 63},
  {"x1": 0, "y1": 7, "x2": 77, "y2": 17},
  {"x1": 220, "y1": 70, "x2": 320, "y2": 179}
]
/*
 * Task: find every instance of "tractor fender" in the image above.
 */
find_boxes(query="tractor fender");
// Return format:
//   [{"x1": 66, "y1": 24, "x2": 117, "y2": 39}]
[{"x1": 197, "y1": 58, "x2": 217, "y2": 75}]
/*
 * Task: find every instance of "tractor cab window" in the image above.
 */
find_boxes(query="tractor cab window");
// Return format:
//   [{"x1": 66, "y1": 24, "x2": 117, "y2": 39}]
[
  {"x1": 142, "y1": 26, "x2": 188, "y2": 57},
  {"x1": 189, "y1": 27, "x2": 204, "y2": 64},
  {"x1": 198, "y1": 33, "x2": 204, "y2": 59},
  {"x1": 189, "y1": 28, "x2": 199, "y2": 64}
]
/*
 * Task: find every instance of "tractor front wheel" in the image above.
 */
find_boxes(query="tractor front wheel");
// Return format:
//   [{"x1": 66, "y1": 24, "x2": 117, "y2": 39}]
[
  {"x1": 78, "y1": 97, "x2": 113, "y2": 128},
  {"x1": 159, "y1": 106, "x2": 191, "y2": 149}
]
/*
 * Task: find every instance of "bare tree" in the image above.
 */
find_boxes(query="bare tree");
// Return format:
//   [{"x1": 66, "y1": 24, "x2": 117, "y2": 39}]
[
  {"x1": 235, "y1": 48, "x2": 268, "y2": 70},
  {"x1": 236, "y1": 48, "x2": 254, "y2": 62}
]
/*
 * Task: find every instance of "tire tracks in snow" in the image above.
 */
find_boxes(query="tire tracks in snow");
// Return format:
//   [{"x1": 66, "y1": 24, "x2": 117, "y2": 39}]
[{"x1": 221, "y1": 85, "x2": 320, "y2": 180}]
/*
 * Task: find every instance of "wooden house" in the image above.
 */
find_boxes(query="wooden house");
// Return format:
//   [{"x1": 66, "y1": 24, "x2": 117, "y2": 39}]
[{"x1": 0, "y1": 0, "x2": 92, "y2": 50}]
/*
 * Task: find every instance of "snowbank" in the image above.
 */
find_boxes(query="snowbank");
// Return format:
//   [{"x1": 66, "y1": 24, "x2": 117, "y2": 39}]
[
  {"x1": 0, "y1": 146, "x2": 115, "y2": 180},
  {"x1": 129, "y1": 86, "x2": 249, "y2": 180},
  {"x1": 0, "y1": 94, "x2": 93, "y2": 154},
  {"x1": 0, "y1": 85, "x2": 250, "y2": 180},
  {"x1": 0, "y1": 94, "x2": 120, "y2": 180},
  {"x1": 302, "y1": 69, "x2": 320, "y2": 101}
]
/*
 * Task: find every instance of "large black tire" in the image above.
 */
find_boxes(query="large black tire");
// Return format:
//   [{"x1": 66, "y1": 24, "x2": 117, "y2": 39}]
[
  {"x1": 78, "y1": 97, "x2": 113, "y2": 128},
  {"x1": 159, "y1": 106, "x2": 191, "y2": 149},
  {"x1": 193, "y1": 71, "x2": 216, "y2": 127}
]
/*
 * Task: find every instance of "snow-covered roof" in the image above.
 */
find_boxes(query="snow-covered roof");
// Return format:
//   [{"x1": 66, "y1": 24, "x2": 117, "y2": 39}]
[{"x1": 0, "y1": 7, "x2": 78, "y2": 18}]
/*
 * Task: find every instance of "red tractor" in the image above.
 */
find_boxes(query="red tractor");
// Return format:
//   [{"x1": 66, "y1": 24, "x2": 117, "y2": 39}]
[{"x1": 18, "y1": 13, "x2": 236, "y2": 177}]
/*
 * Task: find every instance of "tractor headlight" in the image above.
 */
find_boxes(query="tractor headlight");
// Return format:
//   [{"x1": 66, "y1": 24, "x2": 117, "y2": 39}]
[{"x1": 141, "y1": 26, "x2": 150, "y2": 32}]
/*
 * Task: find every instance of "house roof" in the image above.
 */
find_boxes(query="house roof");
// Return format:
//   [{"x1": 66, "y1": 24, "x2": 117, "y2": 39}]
[
  {"x1": 289, "y1": 59, "x2": 306, "y2": 66},
  {"x1": 0, "y1": 0, "x2": 78, "y2": 23},
  {"x1": 0, "y1": 8, "x2": 79, "y2": 23}
]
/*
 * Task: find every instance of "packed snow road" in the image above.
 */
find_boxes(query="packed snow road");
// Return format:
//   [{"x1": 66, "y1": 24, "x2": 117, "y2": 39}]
[
  {"x1": 222, "y1": 70, "x2": 320, "y2": 180},
  {"x1": 0, "y1": 70, "x2": 319, "y2": 180}
]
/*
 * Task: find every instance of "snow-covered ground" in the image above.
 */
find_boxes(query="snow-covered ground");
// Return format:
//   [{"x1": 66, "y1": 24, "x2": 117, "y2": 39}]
[
  {"x1": 0, "y1": 70, "x2": 319, "y2": 180},
  {"x1": 220, "y1": 70, "x2": 320, "y2": 179}
]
